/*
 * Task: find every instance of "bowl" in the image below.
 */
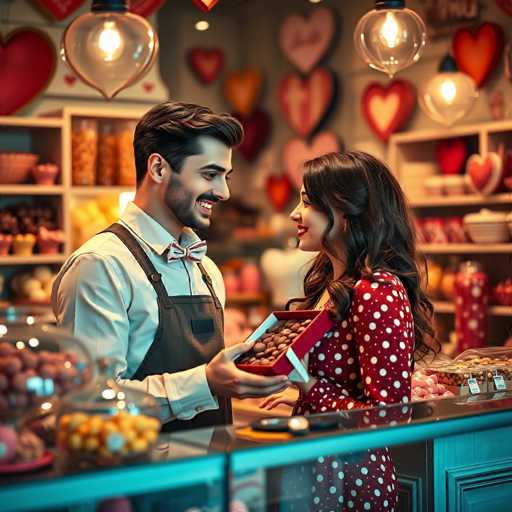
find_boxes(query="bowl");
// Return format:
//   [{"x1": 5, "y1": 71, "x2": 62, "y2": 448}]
[
  {"x1": 0, "y1": 153, "x2": 39, "y2": 185},
  {"x1": 442, "y1": 175, "x2": 467, "y2": 195},
  {"x1": 463, "y1": 209, "x2": 510, "y2": 243}
]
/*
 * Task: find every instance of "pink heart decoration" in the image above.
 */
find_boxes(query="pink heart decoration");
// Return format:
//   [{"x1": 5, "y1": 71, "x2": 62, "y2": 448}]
[
  {"x1": 279, "y1": 7, "x2": 335, "y2": 74},
  {"x1": 187, "y1": 48, "x2": 224, "y2": 85},
  {"x1": 466, "y1": 152, "x2": 503, "y2": 195},
  {"x1": 278, "y1": 68, "x2": 335, "y2": 138},
  {"x1": 282, "y1": 131, "x2": 340, "y2": 190}
]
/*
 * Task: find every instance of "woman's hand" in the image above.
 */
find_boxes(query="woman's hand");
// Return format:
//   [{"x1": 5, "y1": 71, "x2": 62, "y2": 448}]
[{"x1": 259, "y1": 392, "x2": 297, "y2": 410}]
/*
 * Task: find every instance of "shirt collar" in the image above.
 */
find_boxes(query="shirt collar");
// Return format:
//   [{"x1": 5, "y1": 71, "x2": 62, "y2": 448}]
[{"x1": 119, "y1": 202, "x2": 202, "y2": 257}]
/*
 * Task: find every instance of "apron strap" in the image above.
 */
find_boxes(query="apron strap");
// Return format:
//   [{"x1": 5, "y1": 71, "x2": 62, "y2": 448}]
[
  {"x1": 101, "y1": 223, "x2": 174, "y2": 309},
  {"x1": 197, "y1": 262, "x2": 223, "y2": 311}
]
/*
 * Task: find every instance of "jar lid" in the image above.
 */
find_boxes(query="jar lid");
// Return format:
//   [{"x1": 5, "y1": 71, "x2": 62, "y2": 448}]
[{"x1": 463, "y1": 208, "x2": 508, "y2": 224}]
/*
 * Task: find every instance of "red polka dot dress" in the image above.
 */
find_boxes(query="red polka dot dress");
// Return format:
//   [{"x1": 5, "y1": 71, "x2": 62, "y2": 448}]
[{"x1": 293, "y1": 271, "x2": 414, "y2": 511}]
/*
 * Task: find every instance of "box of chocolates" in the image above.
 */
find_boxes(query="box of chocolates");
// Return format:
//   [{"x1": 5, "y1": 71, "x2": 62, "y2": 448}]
[{"x1": 236, "y1": 310, "x2": 334, "y2": 381}]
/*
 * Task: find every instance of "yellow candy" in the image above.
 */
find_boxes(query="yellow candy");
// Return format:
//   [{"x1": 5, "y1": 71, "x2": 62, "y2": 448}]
[
  {"x1": 102, "y1": 421, "x2": 119, "y2": 436},
  {"x1": 132, "y1": 415, "x2": 148, "y2": 433},
  {"x1": 143, "y1": 429, "x2": 158, "y2": 444},
  {"x1": 146, "y1": 417, "x2": 160, "y2": 431},
  {"x1": 59, "y1": 414, "x2": 71, "y2": 430},
  {"x1": 69, "y1": 433, "x2": 82, "y2": 451},
  {"x1": 129, "y1": 437, "x2": 148, "y2": 453},
  {"x1": 68, "y1": 412, "x2": 88, "y2": 431},
  {"x1": 88, "y1": 416, "x2": 103, "y2": 435},
  {"x1": 84, "y1": 436, "x2": 100, "y2": 452},
  {"x1": 78, "y1": 423, "x2": 91, "y2": 437},
  {"x1": 123, "y1": 428, "x2": 137, "y2": 444}
]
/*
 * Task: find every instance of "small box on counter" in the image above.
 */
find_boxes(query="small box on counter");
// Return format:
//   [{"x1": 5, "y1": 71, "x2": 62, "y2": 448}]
[{"x1": 236, "y1": 310, "x2": 335, "y2": 382}]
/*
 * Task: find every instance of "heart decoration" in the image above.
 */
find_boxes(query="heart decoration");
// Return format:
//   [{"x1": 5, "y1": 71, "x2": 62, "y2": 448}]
[
  {"x1": 282, "y1": 131, "x2": 340, "y2": 190},
  {"x1": 361, "y1": 79, "x2": 416, "y2": 143},
  {"x1": 64, "y1": 74, "x2": 77, "y2": 86},
  {"x1": 436, "y1": 138, "x2": 468, "y2": 175},
  {"x1": 187, "y1": 48, "x2": 224, "y2": 85},
  {"x1": 496, "y1": 0, "x2": 512, "y2": 16},
  {"x1": 466, "y1": 152, "x2": 503, "y2": 195},
  {"x1": 266, "y1": 174, "x2": 293, "y2": 212},
  {"x1": 223, "y1": 69, "x2": 263, "y2": 118},
  {"x1": 278, "y1": 68, "x2": 335, "y2": 138},
  {"x1": 130, "y1": 0, "x2": 166, "y2": 17},
  {"x1": 279, "y1": 7, "x2": 335, "y2": 74},
  {"x1": 192, "y1": 0, "x2": 218, "y2": 12},
  {"x1": 497, "y1": 144, "x2": 512, "y2": 191},
  {"x1": 34, "y1": 0, "x2": 84, "y2": 21},
  {"x1": 452, "y1": 22, "x2": 504, "y2": 87},
  {"x1": 0, "y1": 28, "x2": 56, "y2": 115},
  {"x1": 233, "y1": 109, "x2": 272, "y2": 162}
]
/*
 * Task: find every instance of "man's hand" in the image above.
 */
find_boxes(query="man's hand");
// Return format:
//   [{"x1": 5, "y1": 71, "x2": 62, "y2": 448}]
[{"x1": 206, "y1": 341, "x2": 290, "y2": 399}]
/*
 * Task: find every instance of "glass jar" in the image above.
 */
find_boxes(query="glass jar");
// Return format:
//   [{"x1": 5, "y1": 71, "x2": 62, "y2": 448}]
[
  {"x1": 117, "y1": 120, "x2": 137, "y2": 186},
  {"x1": 72, "y1": 118, "x2": 98, "y2": 186},
  {"x1": 454, "y1": 261, "x2": 489, "y2": 353},
  {"x1": 56, "y1": 359, "x2": 160, "y2": 470},
  {"x1": 97, "y1": 122, "x2": 118, "y2": 186}
]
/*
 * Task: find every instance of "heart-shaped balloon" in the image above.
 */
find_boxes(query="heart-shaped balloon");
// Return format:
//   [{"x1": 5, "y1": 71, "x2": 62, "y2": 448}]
[
  {"x1": 466, "y1": 152, "x2": 503, "y2": 195},
  {"x1": 233, "y1": 109, "x2": 272, "y2": 162},
  {"x1": 223, "y1": 69, "x2": 263, "y2": 117},
  {"x1": 0, "y1": 29, "x2": 56, "y2": 115},
  {"x1": 496, "y1": 0, "x2": 512, "y2": 16},
  {"x1": 62, "y1": 14, "x2": 159, "y2": 100},
  {"x1": 453, "y1": 22, "x2": 504, "y2": 87},
  {"x1": 187, "y1": 47, "x2": 224, "y2": 85},
  {"x1": 266, "y1": 174, "x2": 293, "y2": 212},
  {"x1": 436, "y1": 138, "x2": 468, "y2": 175},
  {"x1": 278, "y1": 68, "x2": 335, "y2": 138},
  {"x1": 282, "y1": 131, "x2": 340, "y2": 190},
  {"x1": 279, "y1": 6, "x2": 335, "y2": 74},
  {"x1": 130, "y1": 0, "x2": 166, "y2": 17},
  {"x1": 35, "y1": 0, "x2": 85, "y2": 21},
  {"x1": 192, "y1": 0, "x2": 219, "y2": 12},
  {"x1": 361, "y1": 79, "x2": 416, "y2": 143}
]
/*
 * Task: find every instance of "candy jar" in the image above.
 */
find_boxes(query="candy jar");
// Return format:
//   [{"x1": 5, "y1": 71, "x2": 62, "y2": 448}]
[
  {"x1": 72, "y1": 118, "x2": 98, "y2": 186},
  {"x1": 97, "y1": 122, "x2": 118, "y2": 186},
  {"x1": 454, "y1": 261, "x2": 489, "y2": 353},
  {"x1": 56, "y1": 359, "x2": 160, "y2": 470},
  {"x1": 0, "y1": 321, "x2": 93, "y2": 470},
  {"x1": 117, "y1": 121, "x2": 137, "y2": 186}
]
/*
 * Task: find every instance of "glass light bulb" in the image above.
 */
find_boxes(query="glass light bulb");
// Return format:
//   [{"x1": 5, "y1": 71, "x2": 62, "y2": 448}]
[
  {"x1": 420, "y1": 72, "x2": 478, "y2": 126},
  {"x1": 354, "y1": 6, "x2": 427, "y2": 77},
  {"x1": 96, "y1": 21, "x2": 124, "y2": 61},
  {"x1": 62, "y1": 11, "x2": 158, "y2": 99}
]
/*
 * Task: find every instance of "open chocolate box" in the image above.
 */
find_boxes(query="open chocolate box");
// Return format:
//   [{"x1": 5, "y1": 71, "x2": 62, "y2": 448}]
[{"x1": 235, "y1": 310, "x2": 335, "y2": 382}]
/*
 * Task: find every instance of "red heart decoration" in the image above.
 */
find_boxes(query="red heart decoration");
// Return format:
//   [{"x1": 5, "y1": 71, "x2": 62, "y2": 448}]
[
  {"x1": 35, "y1": 0, "x2": 84, "y2": 21},
  {"x1": 361, "y1": 79, "x2": 416, "y2": 143},
  {"x1": 453, "y1": 22, "x2": 504, "y2": 87},
  {"x1": 64, "y1": 74, "x2": 77, "y2": 86},
  {"x1": 187, "y1": 48, "x2": 224, "y2": 85},
  {"x1": 130, "y1": 0, "x2": 166, "y2": 17},
  {"x1": 466, "y1": 152, "x2": 503, "y2": 195},
  {"x1": 192, "y1": 0, "x2": 218, "y2": 12},
  {"x1": 279, "y1": 7, "x2": 335, "y2": 74},
  {"x1": 496, "y1": 0, "x2": 512, "y2": 16},
  {"x1": 224, "y1": 69, "x2": 263, "y2": 117},
  {"x1": 266, "y1": 174, "x2": 293, "y2": 212},
  {"x1": 436, "y1": 138, "x2": 468, "y2": 175},
  {"x1": 278, "y1": 68, "x2": 335, "y2": 138},
  {"x1": 0, "y1": 29, "x2": 56, "y2": 115},
  {"x1": 233, "y1": 109, "x2": 272, "y2": 162},
  {"x1": 282, "y1": 131, "x2": 340, "y2": 190}
]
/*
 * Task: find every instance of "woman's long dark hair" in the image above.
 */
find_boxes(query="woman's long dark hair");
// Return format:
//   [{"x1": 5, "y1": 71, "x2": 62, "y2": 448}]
[{"x1": 287, "y1": 151, "x2": 439, "y2": 362}]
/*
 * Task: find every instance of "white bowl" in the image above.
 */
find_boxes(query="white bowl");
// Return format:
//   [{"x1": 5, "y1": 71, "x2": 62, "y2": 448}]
[
  {"x1": 463, "y1": 209, "x2": 510, "y2": 243},
  {"x1": 442, "y1": 175, "x2": 467, "y2": 195}
]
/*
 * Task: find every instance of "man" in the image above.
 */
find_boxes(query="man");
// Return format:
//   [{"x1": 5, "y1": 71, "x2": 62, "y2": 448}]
[{"x1": 52, "y1": 101, "x2": 288, "y2": 431}]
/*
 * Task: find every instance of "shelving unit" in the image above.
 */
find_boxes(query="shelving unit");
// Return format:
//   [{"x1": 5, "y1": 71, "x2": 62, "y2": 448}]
[{"x1": 389, "y1": 120, "x2": 512, "y2": 349}]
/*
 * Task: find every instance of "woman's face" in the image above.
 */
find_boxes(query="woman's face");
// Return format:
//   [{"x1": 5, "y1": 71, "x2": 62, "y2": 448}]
[{"x1": 290, "y1": 187, "x2": 344, "y2": 253}]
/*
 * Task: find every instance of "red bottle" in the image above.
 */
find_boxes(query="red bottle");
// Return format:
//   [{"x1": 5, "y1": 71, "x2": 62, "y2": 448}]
[{"x1": 454, "y1": 261, "x2": 489, "y2": 353}]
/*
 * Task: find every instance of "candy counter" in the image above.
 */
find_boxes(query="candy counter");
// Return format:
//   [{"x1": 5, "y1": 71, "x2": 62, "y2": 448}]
[{"x1": 3, "y1": 391, "x2": 512, "y2": 512}]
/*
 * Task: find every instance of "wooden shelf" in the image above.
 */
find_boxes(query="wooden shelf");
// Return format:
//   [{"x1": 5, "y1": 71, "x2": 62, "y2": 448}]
[
  {"x1": 418, "y1": 243, "x2": 512, "y2": 254},
  {"x1": 433, "y1": 301, "x2": 512, "y2": 317},
  {"x1": 410, "y1": 193, "x2": 512, "y2": 208},
  {"x1": 227, "y1": 293, "x2": 266, "y2": 306},
  {"x1": 0, "y1": 254, "x2": 66, "y2": 265},
  {"x1": 71, "y1": 186, "x2": 135, "y2": 196},
  {"x1": 0, "y1": 116, "x2": 62, "y2": 129},
  {"x1": 0, "y1": 185, "x2": 64, "y2": 195}
]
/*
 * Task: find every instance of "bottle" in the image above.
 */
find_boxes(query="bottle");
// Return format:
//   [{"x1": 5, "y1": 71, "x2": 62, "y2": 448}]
[
  {"x1": 454, "y1": 261, "x2": 489, "y2": 353},
  {"x1": 97, "y1": 122, "x2": 118, "y2": 186},
  {"x1": 71, "y1": 119, "x2": 98, "y2": 186}
]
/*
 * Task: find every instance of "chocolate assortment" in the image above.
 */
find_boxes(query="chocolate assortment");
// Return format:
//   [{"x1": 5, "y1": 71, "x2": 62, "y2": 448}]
[{"x1": 237, "y1": 318, "x2": 312, "y2": 366}]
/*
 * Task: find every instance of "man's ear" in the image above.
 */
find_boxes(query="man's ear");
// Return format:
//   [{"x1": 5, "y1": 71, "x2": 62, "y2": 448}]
[{"x1": 147, "y1": 153, "x2": 167, "y2": 184}]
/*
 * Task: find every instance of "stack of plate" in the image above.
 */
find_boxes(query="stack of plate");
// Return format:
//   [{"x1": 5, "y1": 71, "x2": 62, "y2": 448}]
[{"x1": 399, "y1": 162, "x2": 438, "y2": 200}]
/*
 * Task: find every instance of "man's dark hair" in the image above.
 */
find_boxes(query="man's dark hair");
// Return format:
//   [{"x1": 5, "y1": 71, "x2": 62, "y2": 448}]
[{"x1": 133, "y1": 101, "x2": 244, "y2": 185}]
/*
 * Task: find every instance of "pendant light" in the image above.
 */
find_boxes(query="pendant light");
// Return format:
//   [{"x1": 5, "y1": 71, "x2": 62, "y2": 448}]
[
  {"x1": 419, "y1": 54, "x2": 478, "y2": 126},
  {"x1": 354, "y1": 0, "x2": 427, "y2": 77},
  {"x1": 62, "y1": 0, "x2": 159, "y2": 100}
]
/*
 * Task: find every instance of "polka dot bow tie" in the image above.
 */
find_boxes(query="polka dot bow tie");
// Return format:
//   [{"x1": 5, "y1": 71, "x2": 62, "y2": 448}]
[{"x1": 167, "y1": 240, "x2": 207, "y2": 262}]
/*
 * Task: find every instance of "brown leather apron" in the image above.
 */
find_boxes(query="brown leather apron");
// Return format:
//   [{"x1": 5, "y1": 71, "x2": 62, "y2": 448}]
[{"x1": 104, "y1": 223, "x2": 232, "y2": 432}]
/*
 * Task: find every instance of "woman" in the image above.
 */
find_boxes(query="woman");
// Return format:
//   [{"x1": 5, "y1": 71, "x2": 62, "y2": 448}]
[{"x1": 261, "y1": 151, "x2": 438, "y2": 511}]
